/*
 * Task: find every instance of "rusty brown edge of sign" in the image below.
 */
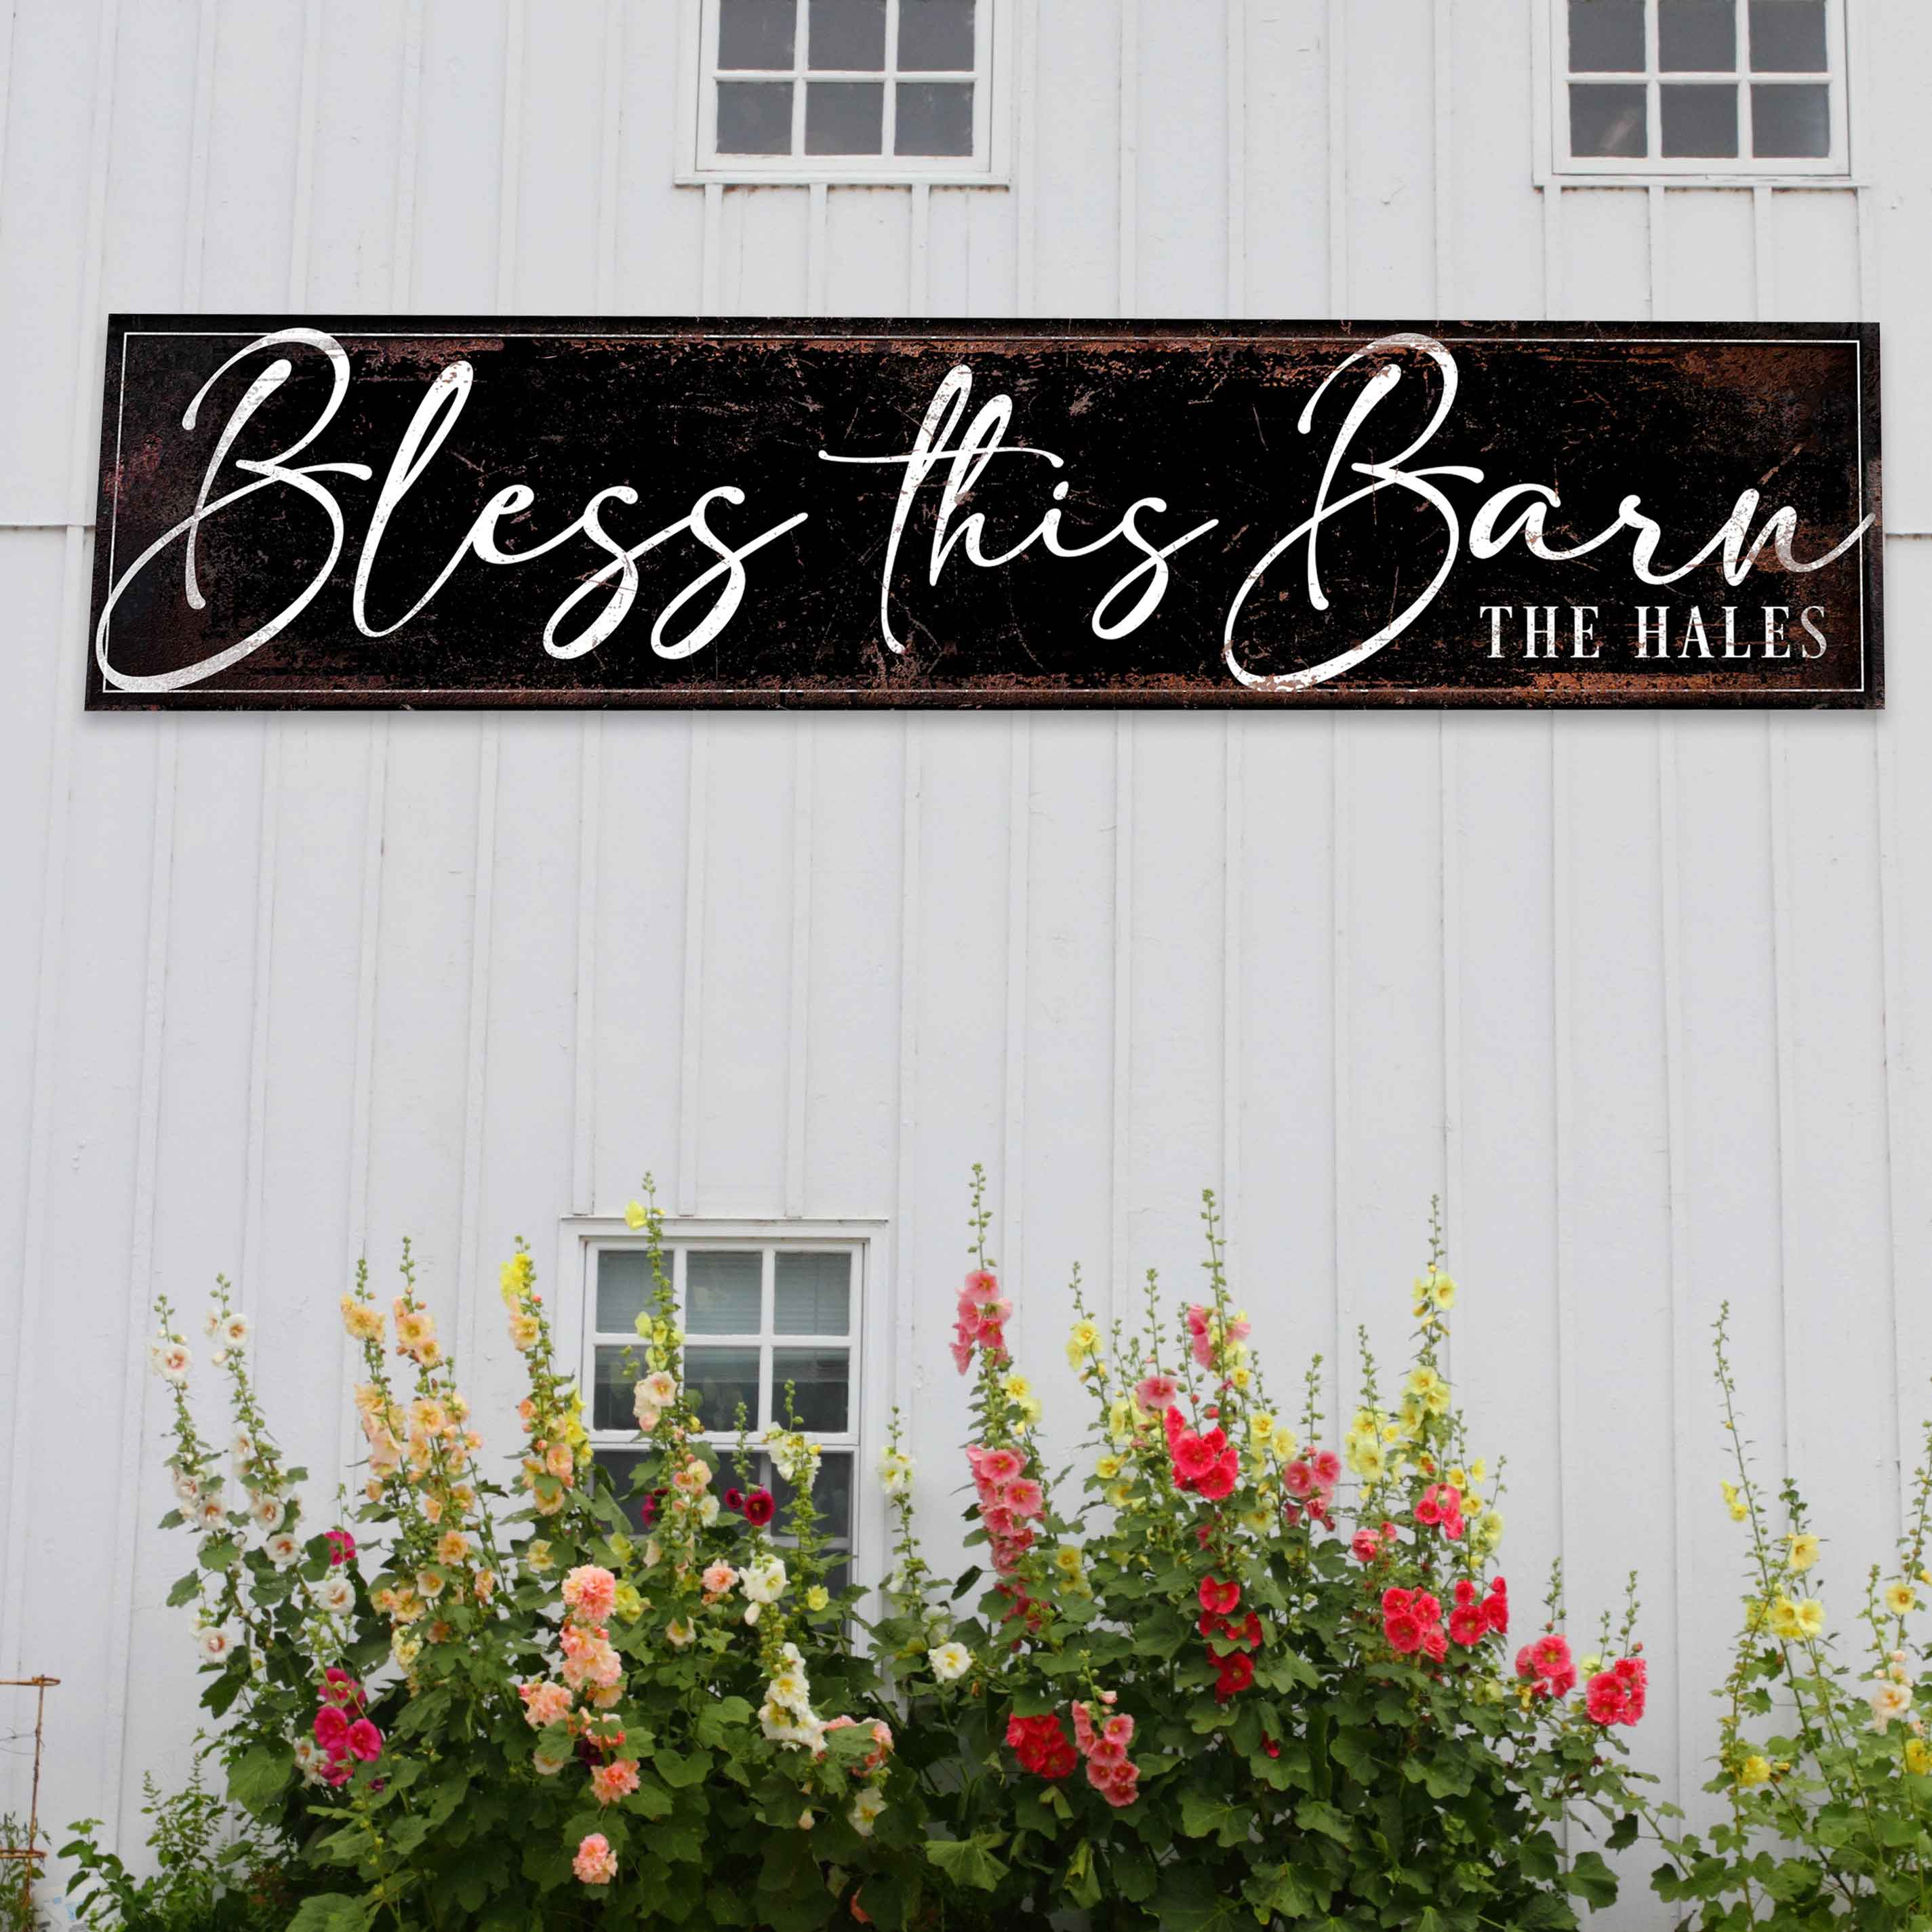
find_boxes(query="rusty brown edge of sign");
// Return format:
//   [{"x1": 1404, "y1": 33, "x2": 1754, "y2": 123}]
[{"x1": 85, "y1": 313, "x2": 1885, "y2": 714}]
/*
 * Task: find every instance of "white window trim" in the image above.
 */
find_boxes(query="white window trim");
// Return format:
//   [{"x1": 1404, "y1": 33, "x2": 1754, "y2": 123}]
[
  {"x1": 556, "y1": 1214, "x2": 892, "y2": 1586},
  {"x1": 675, "y1": 0, "x2": 1013, "y2": 186},
  {"x1": 1534, "y1": 0, "x2": 1864, "y2": 186}
]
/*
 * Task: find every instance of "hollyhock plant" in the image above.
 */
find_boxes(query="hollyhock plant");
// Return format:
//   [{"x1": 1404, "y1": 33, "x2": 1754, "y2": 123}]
[
  {"x1": 1651, "y1": 1305, "x2": 1932, "y2": 1925},
  {"x1": 890, "y1": 1184, "x2": 1649, "y2": 1931}
]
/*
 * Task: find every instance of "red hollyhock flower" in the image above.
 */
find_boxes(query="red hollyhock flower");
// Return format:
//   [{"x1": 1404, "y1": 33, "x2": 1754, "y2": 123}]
[
  {"x1": 1172, "y1": 1430, "x2": 1218, "y2": 1485},
  {"x1": 1213, "y1": 1650, "x2": 1255, "y2": 1700},
  {"x1": 1422, "y1": 1628, "x2": 1449, "y2": 1662},
  {"x1": 743, "y1": 1488, "x2": 776, "y2": 1527},
  {"x1": 1199, "y1": 1575, "x2": 1241, "y2": 1617},
  {"x1": 1384, "y1": 1609, "x2": 1424, "y2": 1654},
  {"x1": 1193, "y1": 1451, "x2": 1239, "y2": 1502},
  {"x1": 1448, "y1": 1605, "x2": 1488, "y2": 1647}
]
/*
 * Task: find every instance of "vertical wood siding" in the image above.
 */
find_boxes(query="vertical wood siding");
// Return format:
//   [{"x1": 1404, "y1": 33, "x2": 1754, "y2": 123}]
[{"x1": 2, "y1": 5, "x2": 1930, "y2": 1918}]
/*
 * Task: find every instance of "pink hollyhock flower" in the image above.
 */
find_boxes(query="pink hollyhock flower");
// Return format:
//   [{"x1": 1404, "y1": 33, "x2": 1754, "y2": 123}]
[
  {"x1": 1382, "y1": 1586, "x2": 1413, "y2": 1615},
  {"x1": 562, "y1": 1565, "x2": 618, "y2": 1624},
  {"x1": 1384, "y1": 1610, "x2": 1424, "y2": 1654},
  {"x1": 950, "y1": 1327, "x2": 974, "y2": 1375},
  {"x1": 321, "y1": 1666, "x2": 363, "y2": 1708},
  {"x1": 313, "y1": 1705, "x2": 350, "y2": 1753},
  {"x1": 1199, "y1": 1575, "x2": 1241, "y2": 1617},
  {"x1": 573, "y1": 1834, "x2": 619, "y2": 1885},
  {"x1": 1172, "y1": 1431, "x2": 1217, "y2": 1485},
  {"x1": 1422, "y1": 1627, "x2": 1448, "y2": 1662},
  {"x1": 590, "y1": 1760, "x2": 641, "y2": 1805},
  {"x1": 346, "y1": 1718, "x2": 383, "y2": 1763},
  {"x1": 1133, "y1": 1373, "x2": 1178, "y2": 1414},
  {"x1": 1414, "y1": 1493, "x2": 1441, "y2": 1527},
  {"x1": 981, "y1": 1504, "x2": 1020, "y2": 1537},
  {"x1": 1350, "y1": 1530, "x2": 1382, "y2": 1563},
  {"x1": 1070, "y1": 1702, "x2": 1098, "y2": 1752},
  {"x1": 1087, "y1": 1736, "x2": 1127, "y2": 1769},
  {"x1": 1312, "y1": 1450, "x2": 1342, "y2": 1488},
  {"x1": 1103, "y1": 1713, "x2": 1135, "y2": 1747},
  {"x1": 1448, "y1": 1605, "x2": 1488, "y2": 1647},
  {"x1": 325, "y1": 1528, "x2": 356, "y2": 1567},
  {"x1": 961, "y1": 1270, "x2": 1001, "y2": 1305},
  {"x1": 980, "y1": 1447, "x2": 1024, "y2": 1485},
  {"x1": 321, "y1": 1756, "x2": 352, "y2": 1788},
  {"x1": 1003, "y1": 1478, "x2": 1045, "y2": 1519},
  {"x1": 1184, "y1": 1306, "x2": 1211, "y2": 1337},
  {"x1": 1283, "y1": 1460, "x2": 1314, "y2": 1499}
]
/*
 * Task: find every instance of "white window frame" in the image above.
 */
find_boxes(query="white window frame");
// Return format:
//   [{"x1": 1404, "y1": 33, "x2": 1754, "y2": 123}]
[
  {"x1": 1537, "y1": 0, "x2": 1861, "y2": 185},
  {"x1": 676, "y1": 0, "x2": 1013, "y2": 185},
  {"x1": 557, "y1": 1214, "x2": 891, "y2": 1587}
]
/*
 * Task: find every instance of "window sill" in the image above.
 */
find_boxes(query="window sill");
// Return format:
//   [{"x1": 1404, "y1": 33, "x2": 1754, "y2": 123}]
[{"x1": 677, "y1": 167, "x2": 1009, "y2": 188}]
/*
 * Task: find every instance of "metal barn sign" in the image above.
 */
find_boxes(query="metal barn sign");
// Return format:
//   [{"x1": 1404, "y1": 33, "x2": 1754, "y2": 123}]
[{"x1": 87, "y1": 317, "x2": 1882, "y2": 710}]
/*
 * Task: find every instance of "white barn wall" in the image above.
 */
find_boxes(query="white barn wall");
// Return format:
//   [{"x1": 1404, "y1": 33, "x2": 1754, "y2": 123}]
[{"x1": 1, "y1": 3, "x2": 1929, "y2": 1921}]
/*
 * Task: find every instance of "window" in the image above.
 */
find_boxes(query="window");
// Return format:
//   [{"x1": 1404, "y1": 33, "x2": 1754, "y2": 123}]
[
  {"x1": 681, "y1": 0, "x2": 1009, "y2": 183},
  {"x1": 1554, "y1": 0, "x2": 1849, "y2": 176},
  {"x1": 578, "y1": 1226, "x2": 878, "y2": 1590}
]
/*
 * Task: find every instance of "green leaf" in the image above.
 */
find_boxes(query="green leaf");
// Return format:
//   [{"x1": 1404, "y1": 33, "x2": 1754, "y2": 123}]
[
  {"x1": 1606, "y1": 1812, "x2": 1640, "y2": 1852},
  {"x1": 1152, "y1": 1864, "x2": 1250, "y2": 1932},
  {"x1": 285, "y1": 1895, "x2": 373, "y2": 1932},
  {"x1": 1294, "y1": 1798, "x2": 1355, "y2": 1846},
  {"x1": 227, "y1": 1744, "x2": 290, "y2": 1817},
  {"x1": 925, "y1": 1834, "x2": 1009, "y2": 1891},
  {"x1": 1513, "y1": 1894, "x2": 1577, "y2": 1929},
  {"x1": 165, "y1": 1571, "x2": 201, "y2": 1608},
  {"x1": 1179, "y1": 1787, "x2": 1249, "y2": 1849},
  {"x1": 1565, "y1": 1850, "x2": 1619, "y2": 1910},
  {"x1": 654, "y1": 1746, "x2": 712, "y2": 1788}
]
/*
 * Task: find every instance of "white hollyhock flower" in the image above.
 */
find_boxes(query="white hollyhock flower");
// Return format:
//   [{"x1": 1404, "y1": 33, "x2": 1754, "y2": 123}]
[
  {"x1": 222, "y1": 1314, "x2": 249, "y2": 1346},
  {"x1": 151, "y1": 1340, "x2": 192, "y2": 1383},
  {"x1": 310, "y1": 1575, "x2": 355, "y2": 1617},
  {"x1": 265, "y1": 1533, "x2": 301, "y2": 1569},
  {"x1": 172, "y1": 1470, "x2": 202, "y2": 1506},
  {"x1": 251, "y1": 1496, "x2": 286, "y2": 1533},
  {"x1": 197, "y1": 1497, "x2": 228, "y2": 1531},
  {"x1": 928, "y1": 1641, "x2": 973, "y2": 1683},
  {"x1": 197, "y1": 1626, "x2": 237, "y2": 1662},
  {"x1": 849, "y1": 1787, "x2": 886, "y2": 1837}
]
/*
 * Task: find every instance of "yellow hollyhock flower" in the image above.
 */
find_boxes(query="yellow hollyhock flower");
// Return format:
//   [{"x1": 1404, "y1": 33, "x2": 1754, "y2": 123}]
[
  {"x1": 1736, "y1": 1754, "x2": 1773, "y2": 1787},
  {"x1": 1767, "y1": 1596, "x2": 1804, "y2": 1639},
  {"x1": 624, "y1": 1200, "x2": 649, "y2": 1229},
  {"x1": 1885, "y1": 1582, "x2": 1918, "y2": 1616},
  {"x1": 1906, "y1": 1737, "x2": 1932, "y2": 1776},
  {"x1": 1787, "y1": 1532, "x2": 1821, "y2": 1573}
]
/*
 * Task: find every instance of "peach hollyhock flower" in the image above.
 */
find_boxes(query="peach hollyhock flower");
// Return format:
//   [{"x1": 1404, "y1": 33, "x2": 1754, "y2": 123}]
[
  {"x1": 507, "y1": 1310, "x2": 542, "y2": 1352},
  {"x1": 702, "y1": 1562, "x2": 740, "y2": 1599},
  {"x1": 415, "y1": 1567, "x2": 447, "y2": 1601},
  {"x1": 632, "y1": 1388, "x2": 660, "y2": 1432},
  {"x1": 532, "y1": 1747, "x2": 569, "y2": 1776},
  {"x1": 1870, "y1": 1680, "x2": 1914, "y2": 1729},
  {"x1": 563, "y1": 1565, "x2": 619, "y2": 1624},
  {"x1": 392, "y1": 1302, "x2": 437, "y2": 1356},
  {"x1": 436, "y1": 1530, "x2": 471, "y2": 1567},
  {"x1": 340, "y1": 1296, "x2": 385, "y2": 1343},
  {"x1": 544, "y1": 1443, "x2": 575, "y2": 1481},
  {"x1": 573, "y1": 1834, "x2": 619, "y2": 1885},
  {"x1": 590, "y1": 1760, "x2": 640, "y2": 1806},
  {"x1": 640, "y1": 1370, "x2": 678, "y2": 1407}
]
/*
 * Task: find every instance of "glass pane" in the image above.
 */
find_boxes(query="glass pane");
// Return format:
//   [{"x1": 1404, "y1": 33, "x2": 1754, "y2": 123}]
[
  {"x1": 1568, "y1": 0, "x2": 1645, "y2": 71},
  {"x1": 1659, "y1": 0, "x2": 1736, "y2": 70},
  {"x1": 895, "y1": 81, "x2": 973, "y2": 155},
  {"x1": 1752, "y1": 81, "x2": 1830, "y2": 155},
  {"x1": 1661, "y1": 81, "x2": 1739, "y2": 154},
  {"x1": 717, "y1": 80, "x2": 794, "y2": 154},
  {"x1": 899, "y1": 0, "x2": 976, "y2": 70},
  {"x1": 772, "y1": 1348, "x2": 850, "y2": 1432},
  {"x1": 809, "y1": 0, "x2": 885, "y2": 68},
  {"x1": 1750, "y1": 0, "x2": 1828, "y2": 71},
  {"x1": 592, "y1": 1344, "x2": 644, "y2": 1432},
  {"x1": 761, "y1": 1448, "x2": 853, "y2": 1539},
  {"x1": 774, "y1": 1252, "x2": 851, "y2": 1335},
  {"x1": 719, "y1": 0, "x2": 796, "y2": 68},
  {"x1": 593, "y1": 1449, "x2": 657, "y2": 1535},
  {"x1": 805, "y1": 79, "x2": 883, "y2": 151},
  {"x1": 595, "y1": 1249, "x2": 658, "y2": 1335},
  {"x1": 686, "y1": 1346, "x2": 761, "y2": 1430},
  {"x1": 687, "y1": 1251, "x2": 763, "y2": 1333},
  {"x1": 1569, "y1": 82, "x2": 1647, "y2": 155}
]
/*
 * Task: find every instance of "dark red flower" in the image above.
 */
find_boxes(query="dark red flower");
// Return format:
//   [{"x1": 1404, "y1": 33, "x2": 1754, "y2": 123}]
[
  {"x1": 723, "y1": 1488, "x2": 744, "y2": 1513},
  {"x1": 743, "y1": 1488, "x2": 776, "y2": 1527}
]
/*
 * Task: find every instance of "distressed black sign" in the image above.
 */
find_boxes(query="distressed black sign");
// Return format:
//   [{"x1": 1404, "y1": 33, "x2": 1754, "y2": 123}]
[{"x1": 87, "y1": 317, "x2": 1883, "y2": 709}]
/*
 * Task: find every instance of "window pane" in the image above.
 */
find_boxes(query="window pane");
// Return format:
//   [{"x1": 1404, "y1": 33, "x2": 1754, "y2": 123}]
[
  {"x1": 775, "y1": 1251, "x2": 851, "y2": 1334},
  {"x1": 1661, "y1": 81, "x2": 1739, "y2": 154},
  {"x1": 895, "y1": 81, "x2": 973, "y2": 155},
  {"x1": 717, "y1": 81, "x2": 794, "y2": 154},
  {"x1": 596, "y1": 1249, "x2": 658, "y2": 1335},
  {"x1": 1568, "y1": 0, "x2": 1645, "y2": 71},
  {"x1": 1570, "y1": 82, "x2": 1647, "y2": 155},
  {"x1": 773, "y1": 1348, "x2": 850, "y2": 1431},
  {"x1": 1659, "y1": 0, "x2": 1736, "y2": 70},
  {"x1": 719, "y1": 0, "x2": 796, "y2": 68},
  {"x1": 592, "y1": 1344, "x2": 644, "y2": 1432},
  {"x1": 593, "y1": 1449, "x2": 657, "y2": 1535},
  {"x1": 805, "y1": 79, "x2": 883, "y2": 151},
  {"x1": 899, "y1": 0, "x2": 975, "y2": 70},
  {"x1": 687, "y1": 1346, "x2": 761, "y2": 1430},
  {"x1": 687, "y1": 1251, "x2": 763, "y2": 1332},
  {"x1": 762, "y1": 1448, "x2": 853, "y2": 1539},
  {"x1": 1750, "y1": 0, "x2": 1828, "y2": 71},
  {"x1": 809, "y1": 0, "x2": 885, "y2": 68},
  {"x1": 1752, "y1": 81, "x2": 1830, "y2": 155}
]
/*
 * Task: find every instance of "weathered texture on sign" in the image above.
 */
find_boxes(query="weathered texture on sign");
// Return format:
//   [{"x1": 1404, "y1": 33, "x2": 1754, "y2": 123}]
[{"x1": 86, "y1": 317, "x2": 1883, "y2": 710}]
